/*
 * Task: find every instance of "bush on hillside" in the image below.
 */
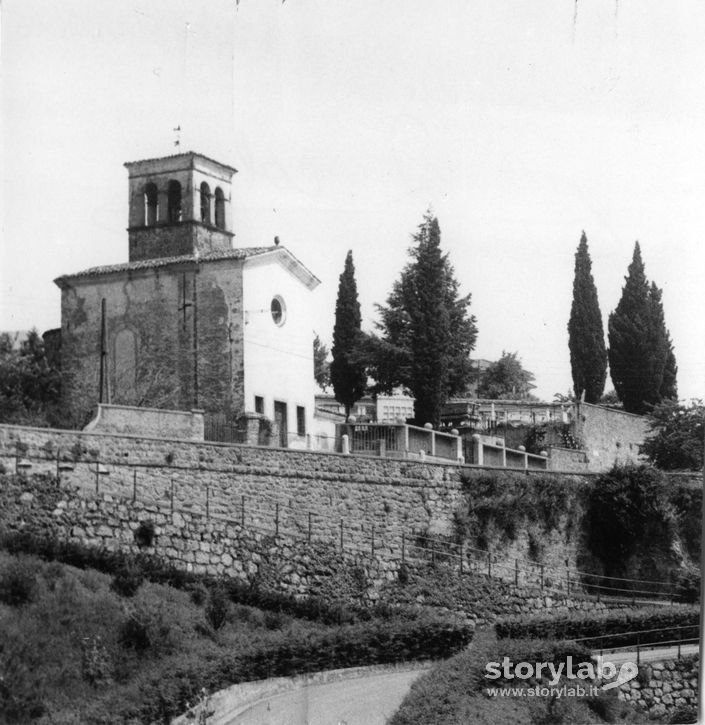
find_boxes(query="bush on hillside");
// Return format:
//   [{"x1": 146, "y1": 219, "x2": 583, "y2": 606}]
[
  {"x1": 0, "y1": 626, "x2": 46, "y2": 722},
  {"x1": 104, "y1": 612, "x2": 475, "y2": 723},
  {"x1": 585, "y1": 463, "x2": 677, "y2": 583},
  {"x1": 388, "y1": 630, "x2": 597, "y2": 725},
  {"x1": 110, "y1": 562, "x2": 145, "y2": 598},
  {"x1": 675, "y1": 570, "x2": 701, "y2": 604},
  {"x1": 0, "y1": 559, "x2": 37, "y2": 606},
  {"x1": 455, "y1": 471, "x2": 577, "y2": 551},
  {"x1": 204, "y1": 586, "x2": 229, "y2": 631}
]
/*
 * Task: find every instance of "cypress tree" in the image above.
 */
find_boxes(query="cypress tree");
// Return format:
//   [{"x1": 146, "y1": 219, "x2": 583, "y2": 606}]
[
  {"x1": 608, "y1": 243, "x2": 677, "y2": 414},
  {"x1": 567, "y1": 232, "x2": 607, "y2": 403},
  {"x1": 649, "y1": 282, "x2": 678, "y2": 401},
  {"x1": 376, "y1": 212, "x2": 477, "y2": 426},
  {"x1": 330, "y1": 251, "x2": 367, "y2": 419}
]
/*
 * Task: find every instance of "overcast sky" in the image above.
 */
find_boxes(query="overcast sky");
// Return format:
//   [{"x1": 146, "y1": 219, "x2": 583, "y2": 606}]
[{"x1": 2, "y1": 0, "x2": 704, "y2": 402}]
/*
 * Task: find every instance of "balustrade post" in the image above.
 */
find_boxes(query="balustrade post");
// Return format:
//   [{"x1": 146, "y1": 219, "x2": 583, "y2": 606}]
[{"x1": 472, "y1": 434, "x2": 483, "y2": 466}]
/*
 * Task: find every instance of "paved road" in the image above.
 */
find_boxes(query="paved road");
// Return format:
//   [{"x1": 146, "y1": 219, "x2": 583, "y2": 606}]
[
  {"x1": 222, "y1": 668, "x2": 429, "y2": 725},
  {"x1": 600, "y1": 643, "x2": 699, "y2": 665}
]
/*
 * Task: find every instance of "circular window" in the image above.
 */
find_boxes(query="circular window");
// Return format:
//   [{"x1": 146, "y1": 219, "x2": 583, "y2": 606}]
[{"x1": 271, "y1": 296, "x2": 286, "y2": 326}]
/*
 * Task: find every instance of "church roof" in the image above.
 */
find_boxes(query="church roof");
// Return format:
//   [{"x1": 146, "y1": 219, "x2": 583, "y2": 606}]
[{"x1": 54, "y1": 246, "x2": 320, "y2": 289}]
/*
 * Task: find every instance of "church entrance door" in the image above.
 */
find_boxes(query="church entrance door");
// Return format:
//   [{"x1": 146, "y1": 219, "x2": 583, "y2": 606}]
[{"x1": 274, "y1": 401, "x2": 288, "y2": 448}]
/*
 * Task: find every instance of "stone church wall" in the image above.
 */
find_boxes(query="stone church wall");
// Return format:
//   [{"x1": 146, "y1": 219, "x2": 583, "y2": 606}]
[{"x1": 58, "y1": 259, "x2": 245, "y2": 426}]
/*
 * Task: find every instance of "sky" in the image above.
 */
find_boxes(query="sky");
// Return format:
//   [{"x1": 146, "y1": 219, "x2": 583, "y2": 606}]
[{"x1": 2, "y1": 0, "x2": 704, "y2": 402}]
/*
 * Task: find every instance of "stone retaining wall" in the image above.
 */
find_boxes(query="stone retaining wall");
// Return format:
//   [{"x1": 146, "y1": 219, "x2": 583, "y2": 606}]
[
  {"x1": 0, "y1": 423, "x2": 699, "y2": 607},
  {"x1": 618, "y1": 656, "x2": 699, "y2": 720}
]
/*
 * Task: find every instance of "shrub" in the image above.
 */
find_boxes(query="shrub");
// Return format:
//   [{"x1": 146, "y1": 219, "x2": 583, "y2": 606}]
[
  {"x1": 81, "y1": 635, "x2": 113, "y2": 687},
  {"x1": 263, "y1": 610, "x2": 288, "y2": 630},
  {"x1": 189, "y1": 583, "x2": 208, "y2": 606},
  {"x1": 456, "y1": 472, "x2": 575, "y2": 550},
  {"x1": 118, "y1": 600, "x2": 176, "y2": 657},
  {"x1": 0, "y1": 559, "x2": 37, "y2": 606},
  {"x1": 205, "y1": 587, "x2": 229, "y2": 631},
  {"x1": 115, "y1": 612, "x2": 475, "y2": 723},
  {"x1": 388, "y1": 629, "x2": 592, "y2": 725},
  {"x1": 119, "y1": 611, "x2": 151, "y2": 653},
  {"x1": 0, "y1": 627, "x2": 46, "y2": 722},
  {"x1": 110, "y1": 562, "x2": 144, "y2": 598},
  {"x1": 133, "y1": 520, "x2": 156, "y2": 549},
  {"x1": 397, "y1": 562, "x2": 410, "y2": 584},
  {"x1": 585, "y1": 463, "x2": 676, "y2": 581},
  {"x1": 675, "y1": 570, "x2": 701, "y2": 604},
  {"x1": 668, "y1": 705, "x2": 698, "y2": 724}
]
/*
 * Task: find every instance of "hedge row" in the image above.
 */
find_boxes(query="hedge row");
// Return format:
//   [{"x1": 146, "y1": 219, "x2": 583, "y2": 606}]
[
  {"x1": 94, "y1": 614, "x2": 475, "y2": 723},
  {"x1": 389, "y1": 632, "x2": 596, "y2": 725},
  {"x1": 0, "y1": 529, "x2": 408, "y2": 625},
  {"x1": 495, "y1": 606, "x2": 700, "y2": 650}
]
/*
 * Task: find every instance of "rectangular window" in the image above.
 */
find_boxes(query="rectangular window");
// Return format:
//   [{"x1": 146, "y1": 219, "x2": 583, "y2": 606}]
[
  {"x1": 296, "y1": 406, "x2": 306, "y2": 437},
  {"x1": 255, "y1": 396, "x2": 264, "y2": 415}
]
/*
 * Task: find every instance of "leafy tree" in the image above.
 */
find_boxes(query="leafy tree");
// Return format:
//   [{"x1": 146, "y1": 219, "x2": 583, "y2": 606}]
[
  {"x1": 312, "y1": 334, "x2": 331, "y2": 391},
  {"x1": 477, "y1": 351, "x2": 536, "y2": 400},
  {"x1": 0, "y1": 329, "x2": 61, "y2": 426},
  {"x1": 641, "y1": 400, "x2": 704, "y2": 471},
  {"x1": 374, "y1": 212, "x2": 477, "y2": 426},
  {"x1": 330, "y1": 251, "x2": 367, "y2": 419},
  {"x1": 567, "y1": 232, "x2": 607, "y2": 403},
  {"x1": 607, "y1": 243, "x2": 678, "y2": 414}
]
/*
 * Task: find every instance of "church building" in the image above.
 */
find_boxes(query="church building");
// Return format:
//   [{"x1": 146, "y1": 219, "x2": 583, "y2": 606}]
[{"x1": 54, "y1": 151, "x2": 320, "y2": 446}]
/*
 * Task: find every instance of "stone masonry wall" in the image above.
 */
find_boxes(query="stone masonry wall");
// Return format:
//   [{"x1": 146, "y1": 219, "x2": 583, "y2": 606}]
[
  {"x1": 618, "y1": 656, "x2": 699, "y2": 721},
  {"x1": 576, "y1": 403, "x2": 649, "y2": 472},
  {"x1": 0, "y1": 424, "x2": 699, "y2": 607}
]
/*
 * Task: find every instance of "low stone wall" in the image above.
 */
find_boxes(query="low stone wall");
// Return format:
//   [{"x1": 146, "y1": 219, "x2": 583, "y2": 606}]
[
  {"x1": 547, "y1": 446, "x2": 589, "y2": 472},
  {"x1": 84, "y1": 403, "x2": 205, "y2": 441},
  {"x1": 618, "y1": 656, "x2": 699, "y2": 720}
]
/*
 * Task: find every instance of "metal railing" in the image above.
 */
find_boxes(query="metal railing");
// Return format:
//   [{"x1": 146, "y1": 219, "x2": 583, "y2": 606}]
[{"x1": 574, "y1": 625, "x2": 700, "y2": 663}]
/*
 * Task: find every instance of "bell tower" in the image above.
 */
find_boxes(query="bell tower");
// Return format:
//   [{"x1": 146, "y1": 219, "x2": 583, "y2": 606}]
[{"x1": 124, "y1": 152, "x2": 238, "y2": 261}]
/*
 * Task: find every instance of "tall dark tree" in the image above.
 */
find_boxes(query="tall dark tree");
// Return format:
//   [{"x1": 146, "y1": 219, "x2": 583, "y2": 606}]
[
  {"x1": 608, "y1": 243, "x2": 677, "y2": 414},
  {"x1": 330, "y1": 251, "x2": 367, "y2": 419},
  {"x1": 567, "y1": 232, "x2": 607, "y2": 403},
  {"x1": 649, "y1": 282, "x2": 678, "y2": 402},
  {"x1": 375, "y1": 212, "x2": 478, "y2": 426}
]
